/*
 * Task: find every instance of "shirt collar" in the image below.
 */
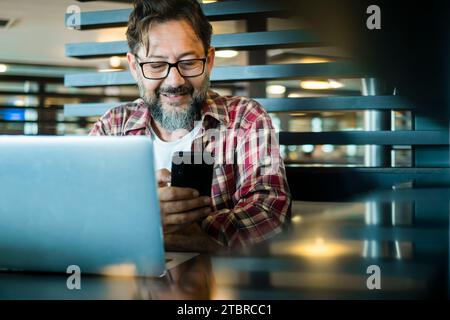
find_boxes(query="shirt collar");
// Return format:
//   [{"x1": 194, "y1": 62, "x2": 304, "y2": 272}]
[
  {"x1": 123, "y1": 90, "x2": 229, "y2": 134},
  {"x1": 201, "y1": 90, "x2": 230, "y2": 128},
  {"x1": 123, "y1": 99, "x2": 151, "y2": 134}
]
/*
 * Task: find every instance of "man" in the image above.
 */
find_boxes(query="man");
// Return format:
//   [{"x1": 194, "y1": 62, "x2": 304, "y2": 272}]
[{"x1": 90, "y1": 0, "x2": 291, "y2": 251}]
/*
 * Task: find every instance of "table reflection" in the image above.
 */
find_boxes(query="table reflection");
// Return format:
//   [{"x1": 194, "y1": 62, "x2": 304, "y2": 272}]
[
  {"x1": 210, "y1": 188, "x2": 449, "y2": 299},
  {"x1": 0, "y1": 188, "x2": 448, "y2": 299}
]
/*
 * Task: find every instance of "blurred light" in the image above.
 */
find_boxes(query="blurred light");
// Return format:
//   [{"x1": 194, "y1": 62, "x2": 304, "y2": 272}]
[
  {"x1": 291, "y1": 238, "x2": 352, "y2": 259},
  {"x1": 201, "y1": 0, "x2": 217, "y2": 3},
  {"x1": 13, "y1": 100, "x2": 25, "y2": 106},
  {"x1": 287, "y1": 145, "x2": 297, "y2": 152},
  {"x1": 24, "y1": 109, "x2": 38, "y2": 121},
  {"x1": 301, "y1": 144, "x2": 314, "y2": 153},
  {"x1": 288, "y1": 152, "x2": 298, "y2": 160},
  {"x1": 321, "y1": 144, "x2": 334, "y2": 153},
  {"x1": 290, "y1": 112, "x2": 306, "y2": 117},
  {"x1": 109, "y1": 56, "x2": 122, "y2": 68},
  {"x1": 298, "y1": 56, "x2": 331, "y2": 64},
  {"x1": 101, "y1": 263, "x2": 137, "y2": 277},
  {"x1": 300, "y1": 80, "x2": 330, "y2": 90},
  {"x1": 291, "y1": 215, "x2": 303, "y2": 224},
  {"x1": 56, "y1": 123, "x2": 66, "y2": 135},
  {"x1": 98, "y1": 68, "x2": 123, "y2": 73},
  {"x1": 0, "y1": 64, "x2": 7, "y2": 73},
  {"x1": 24, "y1": 123, "x2": 38, "y2": 135},
  {"x1": 362, "y1": 240, "x2": 379, "y2": 259},
  {"x1": 316, "y1": 237, "x2": 324, "y2": 245},
  {"x1": 346, "y1": 145, "x2": 357, "y2": 157},
  {"x1": 0, "y1": 109, "x2": 25, "y2": 121},
  {"x1": 394, "y1": 241, "x2": 402, "y2": 259},
  {"x1": 329, "y1": 80, "x2": 344, "y2": 89},
  {"x1": 311, "y1": 117, "x2": 322, "y2": 132},
  {"x1": 288, "y1": 93, "x2": 302, "y2": 98},
  {"x1": 280, "y1": 145, "x2": 286, "y2": 158},
  {"x1": 105, "y1": 86, "x2": 121, "y2": 96},
  {"x1": 271, "y1": 239, "x2": 362, "y2": 260},
  {"x1": 57, "y1": 111, "x2": 65, "y2": 122},
  {"x1": 300, "y1": 79, "x2": 344, "y2": 90},
  {"x1": 266, "y1": 85, "x2": 286, "y2": 95},
  {"x1": 24, "y1": 81, "x2": 35, "y2": 92},
  {"x1": 215, "y1": 50, "x2": 238, "y2": 58}
]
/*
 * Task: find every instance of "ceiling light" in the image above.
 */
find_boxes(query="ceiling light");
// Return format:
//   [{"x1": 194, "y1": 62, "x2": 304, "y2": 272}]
[
  {"x1": 266, "y1": 85, "x2": 286, "y2": 95},
  {"x1": 202, "y1": 0, "x2": 218, "y2": 3},
  {"x1": 14, "y1": 100, "x2": 25, "y2": 106},
  {"x1": 109, "y1": 56, "x2": 122, "y2": 68},
  {"x1": 321, "y1": 144, "x2": 334, "y2": 153},
  {"x1": 312, "y1": 117, "x2": 322, "y2": 132},
  {"x1": 215, "y1": 50, "x2": 238, "y2": 58},
  {"x1": 329, "y1": 79, "x2": 344, "y2": 89},
  {"x1": 300, "y1": 80, "x2": 330, "y2": 90},
  {"x1": 298, "y1": 57, "x2": 331, "y2": 64},
  {"x1": 346, "y1": 145, "x2": 358, "y2": 157},
  {"x1": 290, "y1": 112, "x2": 306, "y2": 117},
  {"x1": 291, "y1": 216, "x2": 303, "y2": 224},
  {"x1": 0, "y1": 64, "x2": 7, "y2": 72},
  {"x1": 300, "y1": 79, "x2": 344, "y2": 90},
  {"x1": 98, "y1": 68, "x2": 123, "y2": 73},
  {"x1": 291, "y1": 237, "x2": 353, "y2": 258},
  {"x1": 301, "y1": 144, "x2": 314, "y2": 153},
  {"x1": 288, "y1": 93, "x2": 302, "y2": 98}
]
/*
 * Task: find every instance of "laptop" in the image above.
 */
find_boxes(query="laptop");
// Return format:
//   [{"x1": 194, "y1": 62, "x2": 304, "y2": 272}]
[{"x1": 0, "y1": 136, "x2": 195, "y2": 277}]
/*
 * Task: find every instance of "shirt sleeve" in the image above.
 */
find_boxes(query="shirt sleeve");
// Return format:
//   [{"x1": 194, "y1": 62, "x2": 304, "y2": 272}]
[
  {"x1": 202, "y1": 108, "x2": 291, "y2": 248},
  {"x1": 89, "y1": 108, "x2": 118, "y2": 136}
]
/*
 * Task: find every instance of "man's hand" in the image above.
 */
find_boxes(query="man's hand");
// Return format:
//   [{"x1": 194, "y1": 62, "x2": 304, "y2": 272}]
[{"x1": 156, "y1": 169, "x2": 211, "y2": 234}]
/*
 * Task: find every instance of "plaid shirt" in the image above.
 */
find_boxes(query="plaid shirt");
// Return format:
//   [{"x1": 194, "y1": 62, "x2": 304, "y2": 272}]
[{"x1": 90, "y1": 90, "x2": 291, "y2": 248}]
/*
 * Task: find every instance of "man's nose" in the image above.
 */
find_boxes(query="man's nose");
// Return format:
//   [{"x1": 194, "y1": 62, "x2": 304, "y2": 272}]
[{"x1": 163, "y1": 65, "x2": 186, "y2": 88}]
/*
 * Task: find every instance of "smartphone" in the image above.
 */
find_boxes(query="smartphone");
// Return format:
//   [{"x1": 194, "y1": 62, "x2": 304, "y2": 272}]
[{"x1": 171, "y1": 151, "x2": 214, "y2": 197}]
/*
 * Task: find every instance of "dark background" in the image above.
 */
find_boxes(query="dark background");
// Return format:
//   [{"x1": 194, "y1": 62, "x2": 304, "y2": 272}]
[{"x1": 286, "y1": 0, "x2": 450, "y2": 122}]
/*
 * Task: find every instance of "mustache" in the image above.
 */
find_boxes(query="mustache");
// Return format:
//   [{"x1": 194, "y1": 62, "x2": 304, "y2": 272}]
[{"x1": 157, "y1": 85, "x2": 194, "y2": 96}]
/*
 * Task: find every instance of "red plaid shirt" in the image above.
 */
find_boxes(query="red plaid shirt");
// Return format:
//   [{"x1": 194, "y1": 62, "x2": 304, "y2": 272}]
[{"x1": 90, "y1": 90, "x2": 291, "y2": 248}]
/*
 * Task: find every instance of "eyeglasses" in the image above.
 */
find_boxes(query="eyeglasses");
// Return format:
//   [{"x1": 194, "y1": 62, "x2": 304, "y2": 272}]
[{"x1": 136, "y1": 57, "x2": 207, "y2": 80}]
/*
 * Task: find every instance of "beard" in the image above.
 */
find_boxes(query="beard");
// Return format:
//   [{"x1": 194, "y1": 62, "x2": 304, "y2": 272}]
[{"x1": 136, "y1": 72, "x2": 210, "y2": 132}]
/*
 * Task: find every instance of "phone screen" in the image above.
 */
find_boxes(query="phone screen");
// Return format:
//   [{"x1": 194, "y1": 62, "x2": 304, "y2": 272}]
[{"x1": 171, "y1": 151, "x2": 214, "y2": 196}]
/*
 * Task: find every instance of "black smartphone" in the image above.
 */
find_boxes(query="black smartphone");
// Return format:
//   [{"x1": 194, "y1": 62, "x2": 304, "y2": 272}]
[{"x1": 171, "y1": 151, "x2": 214, "y2": 197}]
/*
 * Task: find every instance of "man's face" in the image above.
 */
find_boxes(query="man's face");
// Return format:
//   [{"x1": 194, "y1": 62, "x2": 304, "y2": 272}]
[{"x1": 127, "y1": 19, "x2": 215, "y2": 132}]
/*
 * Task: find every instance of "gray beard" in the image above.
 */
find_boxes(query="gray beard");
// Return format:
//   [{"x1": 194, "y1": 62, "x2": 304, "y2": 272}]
[
  {"x1": 148, "y1": 96, "x2": 202, "y2": 132},
  {"x1": 137, "y1": 75, "x2": 210, "y2": 132}
]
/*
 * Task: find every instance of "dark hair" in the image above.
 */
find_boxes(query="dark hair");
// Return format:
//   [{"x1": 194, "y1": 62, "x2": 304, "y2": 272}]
[{"x1": 126, "y1": 0, "x2": 213, "y2": 56}]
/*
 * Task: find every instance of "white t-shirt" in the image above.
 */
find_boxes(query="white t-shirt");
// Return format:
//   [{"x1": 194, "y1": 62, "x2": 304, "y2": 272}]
[{"x1": 150, "y1": 121, "x2": 203, "y2": 171}]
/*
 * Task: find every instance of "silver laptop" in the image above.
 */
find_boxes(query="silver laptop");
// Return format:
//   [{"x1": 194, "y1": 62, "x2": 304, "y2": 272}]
[{"x1": 0, "y1": 136, "x2": 186, "y2": 277}]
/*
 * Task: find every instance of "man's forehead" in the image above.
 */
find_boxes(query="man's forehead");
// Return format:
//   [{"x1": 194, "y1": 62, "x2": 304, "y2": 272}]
[{"x1": 143, "y1": 19, "x2": 204, "y2": 58}]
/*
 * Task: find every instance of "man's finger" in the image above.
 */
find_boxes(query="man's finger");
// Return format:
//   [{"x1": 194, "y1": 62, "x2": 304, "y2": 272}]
[
  {"x1": 160, "y1": 195, "x2": 211, "y2": 214},
  {"x1": 156, "y1": 168, "x2": 171, "y2": 187},
  {"x1": 158, "y1": 186, "x2": 200, "y2": 201},
  {"x1": 163, "y1": 207, "x2": 211, "y2": 225}
]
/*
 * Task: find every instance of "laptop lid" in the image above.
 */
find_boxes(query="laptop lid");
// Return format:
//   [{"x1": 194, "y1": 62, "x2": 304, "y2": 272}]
[{"x1": 0, "y1": 136, "x2": 166, "y2": 277}]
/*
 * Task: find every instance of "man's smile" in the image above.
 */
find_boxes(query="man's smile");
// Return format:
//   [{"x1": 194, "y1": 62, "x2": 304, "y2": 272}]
[{"x1": 160, "y1": 92, "x2": 190, "y2": 104}]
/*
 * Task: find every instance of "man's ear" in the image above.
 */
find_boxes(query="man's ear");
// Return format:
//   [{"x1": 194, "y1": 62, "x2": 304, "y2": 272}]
[
  {"x1": 127, "y1": 52, "x2": 138, "y2": 82},
  {"x1": 206, "y1": 47, "x2": 215, "y2": 74}
]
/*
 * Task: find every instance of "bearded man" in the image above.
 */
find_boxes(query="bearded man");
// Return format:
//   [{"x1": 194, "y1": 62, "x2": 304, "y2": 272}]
[{"x1": 90, "y1": 0, "x2": 291, "y2": 251}]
